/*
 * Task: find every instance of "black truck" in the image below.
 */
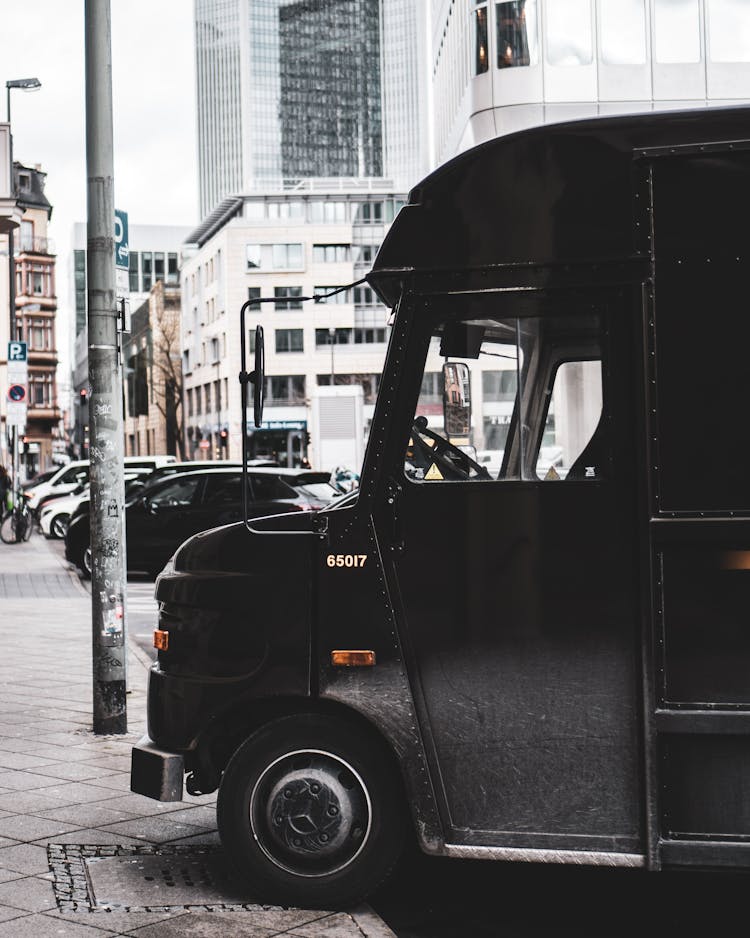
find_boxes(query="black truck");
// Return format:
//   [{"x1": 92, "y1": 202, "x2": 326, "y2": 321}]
[{"x1": 132, "y1": 105, "x2": 750, "y2": 907}]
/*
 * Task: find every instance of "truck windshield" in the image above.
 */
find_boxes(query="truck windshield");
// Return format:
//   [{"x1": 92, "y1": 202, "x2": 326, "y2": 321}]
[{"x1": 405, "y1": 312, "x2": 605, "y2": 483}]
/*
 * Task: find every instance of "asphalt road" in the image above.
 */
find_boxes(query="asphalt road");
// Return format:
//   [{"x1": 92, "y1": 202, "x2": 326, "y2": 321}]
[{"x1": 46, "y1": 537, "x2": 750, "y2": 936}]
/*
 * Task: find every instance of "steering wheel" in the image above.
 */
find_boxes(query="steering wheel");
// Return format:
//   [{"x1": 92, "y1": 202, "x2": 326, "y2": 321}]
[{"x1": 411, "y1": 416, "x2": 491, "y2": 481}]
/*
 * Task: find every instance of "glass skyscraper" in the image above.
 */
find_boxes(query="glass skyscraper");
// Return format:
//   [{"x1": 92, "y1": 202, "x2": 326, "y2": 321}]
[{"x1": 195, "y1": 0, "x2": 428, "y2": 219}]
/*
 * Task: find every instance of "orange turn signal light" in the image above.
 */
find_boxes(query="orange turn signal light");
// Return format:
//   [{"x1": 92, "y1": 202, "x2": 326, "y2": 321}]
[
  {"x1": 331, "y1": 649, "x2": 376, "y2": 667},
  {"x1": 153, "y1": 629, "x2": 169, "y2": 651}
]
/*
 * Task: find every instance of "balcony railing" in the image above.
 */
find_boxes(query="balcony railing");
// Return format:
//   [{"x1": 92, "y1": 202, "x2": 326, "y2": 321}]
[{"x1": 17, "y1": 236, "x2": 54, "y2": 255}]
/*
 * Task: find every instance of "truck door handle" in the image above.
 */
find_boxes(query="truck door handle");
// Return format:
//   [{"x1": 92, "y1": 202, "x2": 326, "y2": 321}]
[{"x1": 386, "y1": 478, "x2": 404, "y2": 555}]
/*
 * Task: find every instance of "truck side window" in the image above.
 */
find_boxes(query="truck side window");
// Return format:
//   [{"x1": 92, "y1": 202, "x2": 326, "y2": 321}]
[{"x1": 405, "y1": 312, "x2": 606, "y2": 483}]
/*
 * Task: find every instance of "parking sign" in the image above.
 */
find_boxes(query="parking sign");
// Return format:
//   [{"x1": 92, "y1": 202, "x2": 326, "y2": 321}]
[
  {"x1": 8, "y1": 341, "x2": 27, "y2": 362},
  {"x1": 114, "y1": 209, "x2": 129, "y2": 270}
]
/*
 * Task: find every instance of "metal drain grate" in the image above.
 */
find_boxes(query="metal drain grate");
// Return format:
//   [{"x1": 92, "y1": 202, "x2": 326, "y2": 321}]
[
  {"x1": 48, "y1": 844, "x2": 253, "y2": 913},
  {"x1": 89, "y1": 852, "x2": 237, "y2": 908},
  {"x1": 46, "y1": 844, "x2": 397, "y2": 936}
]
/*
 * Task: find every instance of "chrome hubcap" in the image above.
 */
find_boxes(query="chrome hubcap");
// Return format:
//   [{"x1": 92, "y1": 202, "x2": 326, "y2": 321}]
[{"x1": 250, "y1": 748, "x2": 371, "y2": 877}]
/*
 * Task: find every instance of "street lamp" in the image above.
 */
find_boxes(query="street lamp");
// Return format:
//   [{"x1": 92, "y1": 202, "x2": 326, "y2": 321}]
[
  {"x1": 6, "y1": 78, "x2": 41, "y2": 123},
  {"x1": 6, "y1": 77, "x2": 41, "y2": 338},
  {"x1": 5, "y1": 77, "x2": 41, "y2": 487}
]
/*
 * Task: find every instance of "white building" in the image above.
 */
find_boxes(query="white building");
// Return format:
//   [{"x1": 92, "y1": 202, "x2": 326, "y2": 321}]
[
  {"x1": 432, "y1": 0, "x2": 750, "y2": 167},
  {"x1": 180, "y1": 185, "x2": 405, "y2": 470}
]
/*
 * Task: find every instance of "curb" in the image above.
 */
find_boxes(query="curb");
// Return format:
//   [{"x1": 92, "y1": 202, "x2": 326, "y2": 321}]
[{"x1": 351, "y1": 904, "x2": 398, "y2": 937}]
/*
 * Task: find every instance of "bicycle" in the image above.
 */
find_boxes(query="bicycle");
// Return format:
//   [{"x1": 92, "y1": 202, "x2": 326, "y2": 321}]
[{"x1": 0, "y1": 492, "x2": 33, "y2": 544}]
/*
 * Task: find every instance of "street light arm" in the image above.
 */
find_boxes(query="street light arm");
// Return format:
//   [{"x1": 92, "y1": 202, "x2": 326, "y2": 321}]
[{"x1": 6, "y1": 78, "x2": 41, "y2": 122}]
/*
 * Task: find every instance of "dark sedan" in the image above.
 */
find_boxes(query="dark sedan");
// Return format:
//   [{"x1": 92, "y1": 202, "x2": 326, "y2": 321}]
[{"x1": 65, "y1": 467, "x2": 340, "y2": 579}]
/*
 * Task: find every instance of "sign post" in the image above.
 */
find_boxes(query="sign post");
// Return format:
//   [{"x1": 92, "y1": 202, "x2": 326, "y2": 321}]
[
  {"x1": 6, "y1": 341, "x2": 27, "y2": 494},
  {"x1": 115, "y1": 208, "x2": 130, "y2": 334}
]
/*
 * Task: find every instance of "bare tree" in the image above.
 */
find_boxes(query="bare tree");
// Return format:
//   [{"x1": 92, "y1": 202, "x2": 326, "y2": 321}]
[{"x1": 150, "y1": 286, "x2": 186, "y2": 460}]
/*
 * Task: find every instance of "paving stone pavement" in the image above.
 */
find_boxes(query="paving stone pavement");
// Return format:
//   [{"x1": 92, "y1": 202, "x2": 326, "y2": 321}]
[{"x1": 0, "y1": 534, "x2": 395, "y2": 937}]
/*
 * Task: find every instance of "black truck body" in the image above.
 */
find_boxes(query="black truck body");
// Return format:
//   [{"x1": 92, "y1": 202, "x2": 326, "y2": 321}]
[{"x1": 131, "y1": 106, "x2": 750, "y2": 904}]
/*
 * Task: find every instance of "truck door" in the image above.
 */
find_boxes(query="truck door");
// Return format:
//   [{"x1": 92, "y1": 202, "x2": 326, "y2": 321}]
[{"x1": 376, "y1": 289, "x2": 644, "y2": 858}]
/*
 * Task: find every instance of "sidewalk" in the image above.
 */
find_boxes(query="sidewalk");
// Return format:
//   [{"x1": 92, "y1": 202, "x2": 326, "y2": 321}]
[{"x1": 0, "y1": 534, "x2": 395, "y2": 937}]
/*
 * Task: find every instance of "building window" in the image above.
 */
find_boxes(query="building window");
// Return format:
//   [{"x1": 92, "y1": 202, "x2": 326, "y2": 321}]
[
  {"x1": 29, "y1": 372, "x2": 53, "y2": 407},
  {"x1": 353, "y1": 285, "x2": 381, "y2": 306},
  {"x1": 354, "y1": 327, "x2": 386, "y2": 344},
  {"x1": 25, "y1": 262, "x2": 52, "y2": 298},
  {"x1": 268, "y1": 201, "x2": 304, "y2": 219},
  {"x1": 707, "y1": 0, "x2": 750, "y2": 63},
  {"x1": 167, "y1": 252, "x2": 179, "y2": 284},
  {"x1": 274, "y1": 286, "x2": 303, "y2": 310},
  {"x1": 600, "y1": 0, "x2": 646, "y2": 65},
  {"x1": 315, "y1": 328, "x2": 352, "y2": 347},
  {"x1": 28, "y1": 318, "x2": 53, "y2": 351},
  {"x1": 483, "y1": 369, "x2": 518, "y2": 401},
  {"x1": 312, "y1": 244, "x2": 351, "y2": 263},
  {"x1": 317, "y1": 372, "x2": 380, "y2": 404},
  {"x1": 354, "y1": 202, "x2": 383, "y2": 223},
  {"x1": 272, "y1": 243, "x2": 303, "y2": 269},
  {"x1": 654, "y1": 0, "x2": 701, "y2": 64},
  {"x1": 154, "y1": 252, "x2": 165, "y2": 282},
  {"x1": 546, "y1": 0, "x2": 593, "y2": 66},
  {"x1": 246, "y1": 243, "x2": 304, "y2": 270},
  {"x1": 205, "y1": 383, "x2": 212, "y2": 413},
  {"x1": 496, "y1": 0, "x2": 538, "y2": 68},
  {"x1": 353, "y1": 245, "x2": 377, "y2": 264},
  {"x1": 142, "y1": 252, "x2": 153, "y2": 290},
  {"x1": 129, "y1": 252, "x2": 140, "y2": 292},
  {"x1": 275, "y1": 329, "x2": 304, "y2": 353},
  {"x1": 20, "y1": 220, "x2": 33, "y2": 252},
  {"x1": 248, "y1": 286, "x2": 262, "y2": 307},
  {"x1": 474, "y1": 3, "x2": 489, "y2": 74},
  {"x1": 268, "y1": 375, "x2": 306, "y2": 404},
  {"x1": 310, "y1": 201, "x2": 348, "y2": 223},
  {"x1": 314, "y1": 286, "x2": 350, "y2": 304}
]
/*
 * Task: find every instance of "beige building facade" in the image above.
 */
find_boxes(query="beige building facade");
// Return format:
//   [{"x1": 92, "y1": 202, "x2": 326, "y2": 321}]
[
  {"x1": 12, "y1": 162, "x2": 60, "y2": 476},
  {"x1": 123, "y1": 280, "x2": 184, "y2": 460}
]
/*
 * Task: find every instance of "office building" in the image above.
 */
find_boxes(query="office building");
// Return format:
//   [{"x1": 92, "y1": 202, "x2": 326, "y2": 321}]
[
  {"x1": 181, "y1": 185, "x2": 404, "y2": 468},
  {"x1": 432, "y1": 0, "x2": 750, "y2": 167},
  {"x1": 195, "y1": 0, "x2": 429, "y2": 217}
]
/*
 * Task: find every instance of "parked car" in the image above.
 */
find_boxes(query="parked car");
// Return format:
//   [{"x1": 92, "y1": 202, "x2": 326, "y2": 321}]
[
  {"x1": 25, "y1": 455, "x2": 177, "y2": 514},
  {"x1": 20, "y1": 467, "x2": 58, "y2": 491},
  {"x1": 65, "y1": 467, "x2": 340, "y2": 579},
  {"x1": 39, "y1": 470, "x2": 153, "y2": 539}
]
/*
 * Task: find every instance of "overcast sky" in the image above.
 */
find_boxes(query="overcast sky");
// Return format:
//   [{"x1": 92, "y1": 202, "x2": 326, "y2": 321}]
[{"x1": 1, "y1": 0, "x2": 198, "y2": 382}]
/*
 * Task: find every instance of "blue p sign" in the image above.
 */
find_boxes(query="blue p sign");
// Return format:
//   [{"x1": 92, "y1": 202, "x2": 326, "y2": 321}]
[{"x1": 8, "y1": 341, "x2": 27, "y2": 362}]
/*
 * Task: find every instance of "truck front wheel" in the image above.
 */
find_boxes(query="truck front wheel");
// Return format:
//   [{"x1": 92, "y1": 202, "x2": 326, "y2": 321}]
[{"x1": 216, "y1": 713, "x2": 405, "y2": 908}]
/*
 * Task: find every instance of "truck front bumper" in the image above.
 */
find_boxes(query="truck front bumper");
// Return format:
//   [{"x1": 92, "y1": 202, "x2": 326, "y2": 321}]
[{"x1": 130, "y1": 735, "x2": 184, "y2": 802}]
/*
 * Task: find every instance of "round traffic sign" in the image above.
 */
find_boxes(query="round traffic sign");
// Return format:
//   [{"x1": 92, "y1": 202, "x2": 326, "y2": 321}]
[{"x1": 8, "y1": 384, "x2": 26, "y2": 403}]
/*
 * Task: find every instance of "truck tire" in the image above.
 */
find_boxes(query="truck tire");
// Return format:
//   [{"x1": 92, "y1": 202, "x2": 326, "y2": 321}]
[{"x1": 216, "y1": 713, "x2": 405, "y2": 908}]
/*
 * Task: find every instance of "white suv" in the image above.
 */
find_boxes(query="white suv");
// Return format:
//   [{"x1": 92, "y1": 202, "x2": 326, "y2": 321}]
[{"x1": 25, "y1": 455, "x2": 176, "y2": 512}]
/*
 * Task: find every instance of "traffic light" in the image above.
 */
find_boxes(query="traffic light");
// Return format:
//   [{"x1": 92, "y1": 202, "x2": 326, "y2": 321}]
[{"x1": 219, "y1": 428, "x2": 228, "y2": 448}]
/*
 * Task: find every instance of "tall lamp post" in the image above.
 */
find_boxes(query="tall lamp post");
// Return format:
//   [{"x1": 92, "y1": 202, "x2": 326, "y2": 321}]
[{"x1": 5, "y1": 77, "x2": 41, "y2": 488}]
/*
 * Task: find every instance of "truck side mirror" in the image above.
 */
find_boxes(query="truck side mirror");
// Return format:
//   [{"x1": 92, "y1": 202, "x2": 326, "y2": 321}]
[
  {"x1": 443, "y1": 362, "x2": 472, "y2": 441},
  {"x1": 251, "y1": 325, "x2": 265, "y2": 428}
]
